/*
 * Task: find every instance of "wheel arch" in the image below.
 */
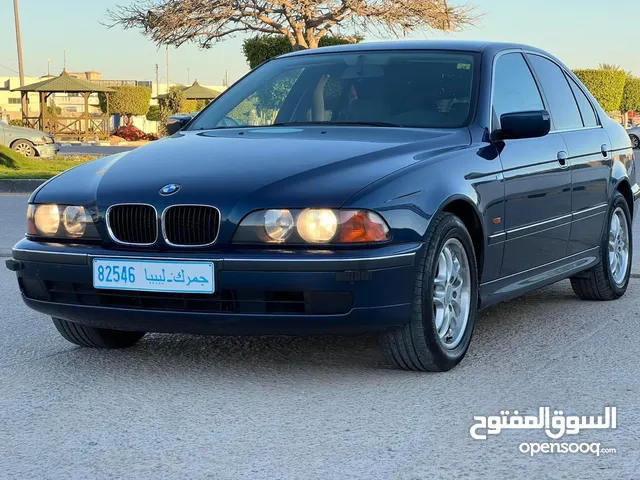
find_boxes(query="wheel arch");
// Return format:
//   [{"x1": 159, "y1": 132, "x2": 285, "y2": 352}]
[
  {"x1": 438, "y1": 195, "x2": 485, "y2": 280},
  {"x1": 614, "y1": 178, "x2": 633, "y2": 218}
]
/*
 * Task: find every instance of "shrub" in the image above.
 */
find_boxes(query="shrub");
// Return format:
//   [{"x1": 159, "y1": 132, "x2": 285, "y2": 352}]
[
  {"x1": 574, "y1": 69, "x2": 626, "y2": 112},
  {"x1": 242, "y1": 35, "x2": 362, "y2": 69},
  {"x1": 146, "y1": 105, "x2": 161, "y2": 121},
  {"x1": 620, "y1": 76, "x2": 640, "y2": 113},
  {"x1": 8, "y1": 119, "x2": 23, "y2": 127},
  {"x1": 98, "y1": 85, "x2": 152, "y2": 125},
  {"x1": 46, "y1": 105, "x2": 62, "y2": 116},
  {"x1": 183, "y1": 99, "x2": 199, "y2": 113}
]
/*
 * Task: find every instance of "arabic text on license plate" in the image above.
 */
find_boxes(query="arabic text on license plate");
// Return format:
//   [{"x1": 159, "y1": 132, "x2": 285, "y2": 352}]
[{"x1": 92, "y1": 258, "x2": 215, "y2": 294}]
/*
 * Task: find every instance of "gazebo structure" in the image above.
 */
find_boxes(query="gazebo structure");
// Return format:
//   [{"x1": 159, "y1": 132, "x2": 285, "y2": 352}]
[
  {"x1": 12, "y1": 70, "x2": 114, "y2": 141},
  {"x1": 157, "y1": 80, "x2": 221, "y2": 103}
]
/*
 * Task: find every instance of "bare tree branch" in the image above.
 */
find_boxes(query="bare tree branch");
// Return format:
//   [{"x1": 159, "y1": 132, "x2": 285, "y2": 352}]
[{"x1": 105, "y1": 0, "x2": 481, "y2": 50}]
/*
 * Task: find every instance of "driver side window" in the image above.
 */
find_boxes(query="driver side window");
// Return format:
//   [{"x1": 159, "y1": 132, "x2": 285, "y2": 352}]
[
  {"x1": 493, "y1": 53, "x2": 544, "y2": 129},
  {"x1": 224, "y1": 68, "x2": 304, "y2": 126}
]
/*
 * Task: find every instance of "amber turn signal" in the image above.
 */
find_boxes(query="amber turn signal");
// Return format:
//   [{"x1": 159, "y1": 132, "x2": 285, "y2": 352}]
[{"x1": 339, "y1": 211, "x2": 390, "y2": 243}]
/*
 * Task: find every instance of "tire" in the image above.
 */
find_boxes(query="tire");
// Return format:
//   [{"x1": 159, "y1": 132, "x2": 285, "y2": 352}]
[
  {"x1": 380, "y1": 212, "x2": 479, "y2": 372},
  {"x1": 11, "y1": 140, "x2": 35, "y2": 157},
  {"x1": 52, "y1": 317, "x2": 145, "y2": 348},
  {"x1": 570, "y1": 192, "x2": 632, "y2": 300},
  {"x1": 630, "y1": 135, "x2": 640, "y2": 150}
]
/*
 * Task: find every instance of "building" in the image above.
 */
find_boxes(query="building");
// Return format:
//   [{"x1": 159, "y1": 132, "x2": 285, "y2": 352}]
[
  {"x1": 0, "y1": 72, "x2": 228, "y2": 132},
  {"x1": 0, "y1": 76, "x2": 41, "y2": 122}
]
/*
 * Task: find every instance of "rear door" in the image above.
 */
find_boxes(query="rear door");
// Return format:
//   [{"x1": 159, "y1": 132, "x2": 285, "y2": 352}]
[
  {"x1": 526, "y1": 54, "x2": 609, "y2": 255},
  {"x1": 493, "y1": 52, "x2": 573, "y2": 277}
]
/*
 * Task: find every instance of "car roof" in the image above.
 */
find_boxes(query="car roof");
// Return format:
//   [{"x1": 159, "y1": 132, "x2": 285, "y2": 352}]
[{"x1": 280, "y1": 40, "x2": 548, "y2": 57}]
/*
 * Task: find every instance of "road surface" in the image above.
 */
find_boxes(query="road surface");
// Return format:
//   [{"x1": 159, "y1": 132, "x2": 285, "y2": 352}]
[{"x1": 1, "y1": 194, "x2": 639, "y2": 479}]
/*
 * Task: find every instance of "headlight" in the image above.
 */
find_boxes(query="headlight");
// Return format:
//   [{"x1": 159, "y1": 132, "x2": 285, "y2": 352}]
[
  {"x1": 42, "y1": 136, "x2": 54, "y2": 144},
  {"x1": 27, "y1": 204, "x2": 97, "y2": 239},
  {"x1": 232, "y1": 208, "x2": 390, "y2": 245},
  {"x1": 62, "y1": 206, "x2": 87, "y2": 237},
  {"x1": 264, "y1": 209, "x2": 295, "y2": 242},
  {"x1": 297, "y1": 208, "x2": 338, "y2": 243},
  {"x1": 32, "y1": 204, "x2": 60, "y2": 236}
]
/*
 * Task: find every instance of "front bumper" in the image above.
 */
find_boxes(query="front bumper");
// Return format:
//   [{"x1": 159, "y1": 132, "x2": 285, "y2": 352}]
[
  {"x1": 34, "y1": 143, "x2": 60, "y2": 158},
  {"x1": 8, "y1": 239, "x2": 421, "y2": 335}
]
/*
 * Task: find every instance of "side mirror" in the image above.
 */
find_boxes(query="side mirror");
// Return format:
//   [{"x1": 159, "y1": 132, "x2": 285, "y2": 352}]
[
  {"x1": 496, "y1": 110, "x2": 551, "y2": 140},
  {"x1": 165, "y1": 114, "x2": 192, "y2": 135}
]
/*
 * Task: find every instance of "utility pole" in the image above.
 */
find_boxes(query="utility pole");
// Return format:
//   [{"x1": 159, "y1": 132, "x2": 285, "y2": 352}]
[
  {"x1": 13, "y1": 0, "x2": 27, "y2": 115},
  {"x1": 47, "y1": 58, "x2": 51, "y2": 77},
  {"x1": 166, "y1": 45, "x2": 170, "y2": 94},
  {"x1": 187, "y1": 68, "x2": 190, "y2": 85},
  {"x1": 155, "y1": 63, "x2": 159, "y2": 97},
  {"x1": 63, "y1": 49, "x2": 67, "y2": 70},
  {"x1": 225, "y1": 70, "x2": 229, "y2": 87}
]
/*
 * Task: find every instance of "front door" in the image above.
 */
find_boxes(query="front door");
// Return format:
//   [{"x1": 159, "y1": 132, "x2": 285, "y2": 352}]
[{"x1": 492, "y1": 52, "x2": 572, "y2": 277}]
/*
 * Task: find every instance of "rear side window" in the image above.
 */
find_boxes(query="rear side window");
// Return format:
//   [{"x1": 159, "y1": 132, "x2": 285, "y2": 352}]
[
  {"x1": 526, "y1": 54, "x2": 583, "y2": 131},
  {"x1": 566, "y1": 75, "x2": 599, "y2": 127},
  {"x1": 492, "y1": 53, "x2": 544, "y2": 128}
]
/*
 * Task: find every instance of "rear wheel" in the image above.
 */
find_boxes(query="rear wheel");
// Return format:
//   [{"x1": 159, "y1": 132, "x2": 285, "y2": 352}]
[
  {"x1": 11, "y1": 140, "x2": 35, "y2": 157},
  {"x1": 380, "y1": 212, "x2": 478, "y2": 372},
  {"x1": 570, "y1": 192, "x2": 632, "y2": 300},
  {"x1": 630, "y1": 134, "x2": 640, "y2": 149},
  {"x1": 52, "y1": 317, "x2": 145, "y2": 348}
]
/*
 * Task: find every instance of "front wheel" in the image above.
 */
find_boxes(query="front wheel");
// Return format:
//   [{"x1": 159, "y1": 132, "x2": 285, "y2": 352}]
[
  {"x1": 380, "y1": 212, "x2": 478, "y2": 372},
  {"x1": 52, "y1": 318, "x2": 145, "y2": 348},
  {"x1": 570, "y1": 192, "x2": 632, "y2": 300},
  {"x1": 630, "y1": 134, "x2": 640, "y2": 149},
  {"x1": 11, "y1": 140, "x2": 35, "y2": 157}
]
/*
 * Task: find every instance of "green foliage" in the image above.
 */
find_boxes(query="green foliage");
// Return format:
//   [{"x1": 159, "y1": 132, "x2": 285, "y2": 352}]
[
  {"x1": 46, "y1": 105, "x2": 62, "y2": 116},
  {"x1": 0, "y1": 144, "x2": 22, "y2": 169},
  {"x1": 99, "y1": 86, "x2": 152, "y2": 117},
  {"x1": 574, "y1": 69, "x2": 626, "y2": 112},
  {"x1": 164, "y1": 86, "x2": 186, "y2": 114},
  {"x1": 0, "y1": 145, "x2": 98, "y2": 179},
  {"x1": 146, "y1": 105, "x2": 162, "y2": 121},
  {"x1": 8, "y1": 119, "x2": 23, "y2": 127},
  {"x1": 620, "y1": 76, "x2": 640, "y2": 113},
  {"x1": 242, "y1": 35, "x2": 363, "y2": 69}
]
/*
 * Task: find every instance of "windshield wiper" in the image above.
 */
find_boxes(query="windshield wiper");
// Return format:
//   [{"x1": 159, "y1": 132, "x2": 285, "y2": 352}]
[{"x1": 269, "y1": 121, "x2": 402, "y2": 128}]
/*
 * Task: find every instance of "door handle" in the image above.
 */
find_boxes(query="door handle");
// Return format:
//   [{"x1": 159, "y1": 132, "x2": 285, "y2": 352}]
[
  {"x1": 601, "y1": 144, "x2": 609, "y2": 157},
  {"x1": 557, "y1": 151, "x2": 569, "y2": 168}
]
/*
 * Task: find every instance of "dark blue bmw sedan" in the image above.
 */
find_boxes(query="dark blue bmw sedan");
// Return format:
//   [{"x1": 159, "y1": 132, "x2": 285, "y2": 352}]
[{"x1": 6, "y1": 41, "x2": 639, "y2": 371}]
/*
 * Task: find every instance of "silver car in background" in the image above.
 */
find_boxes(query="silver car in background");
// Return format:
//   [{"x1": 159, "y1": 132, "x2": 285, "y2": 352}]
[
  {"x1": 0, "y1": 120, "x2": 59, "y2": 158},
  {"x1": 627, "y1": 125, "x2": 640, "y2": 149}
]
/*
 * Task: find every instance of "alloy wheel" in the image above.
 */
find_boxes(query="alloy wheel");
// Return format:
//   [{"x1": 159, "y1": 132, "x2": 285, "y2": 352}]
[{"x1": 432, "y1": 238, "x2": 471, "y2": 349}]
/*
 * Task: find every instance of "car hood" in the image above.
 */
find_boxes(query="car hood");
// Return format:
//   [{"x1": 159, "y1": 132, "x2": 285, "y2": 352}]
[
  {"x1": 34, "y1": 126, "x2": 470, "y2": 214},
  {"x1": 6, "y1": 124, "x2": 49, "y2": 139}
]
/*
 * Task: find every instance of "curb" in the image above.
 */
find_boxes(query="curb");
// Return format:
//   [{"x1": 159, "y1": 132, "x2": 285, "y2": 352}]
[{"x1": 0, "y1": 179, "x2": 46, "y2": 194}]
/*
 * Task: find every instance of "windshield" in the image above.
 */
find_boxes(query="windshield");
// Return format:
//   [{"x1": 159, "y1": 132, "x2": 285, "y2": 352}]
[{"x1": 188, "y1": 50, "x2": 479, "y2": 131}]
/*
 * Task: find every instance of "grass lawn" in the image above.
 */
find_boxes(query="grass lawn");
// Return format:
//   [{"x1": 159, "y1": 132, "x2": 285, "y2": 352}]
[{"x1": 0, "y1": 145, "x2": 98, "y2": 179}]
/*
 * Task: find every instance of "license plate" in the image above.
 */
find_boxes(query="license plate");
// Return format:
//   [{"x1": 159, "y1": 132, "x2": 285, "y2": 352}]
[{"x1": 93, "y1": 258, "x2": 215, "y2": 294}]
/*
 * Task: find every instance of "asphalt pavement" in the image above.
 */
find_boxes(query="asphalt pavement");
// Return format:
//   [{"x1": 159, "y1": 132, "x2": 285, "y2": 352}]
[{"x1": 1, "y1": 194, "x2": 640, "y2": 478}]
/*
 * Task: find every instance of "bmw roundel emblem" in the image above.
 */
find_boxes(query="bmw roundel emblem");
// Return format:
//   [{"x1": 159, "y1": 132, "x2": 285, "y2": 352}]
[{"x1": 160, "y1": 183, "x2": 181, "y2": 196}]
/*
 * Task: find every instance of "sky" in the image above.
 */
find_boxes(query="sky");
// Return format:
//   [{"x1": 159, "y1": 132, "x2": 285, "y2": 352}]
[{"x1": 0, "y1": 0, "x2": 637, "y2": 86}]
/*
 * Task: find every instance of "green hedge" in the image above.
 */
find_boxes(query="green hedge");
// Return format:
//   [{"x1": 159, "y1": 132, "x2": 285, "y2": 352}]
[
  {"x1": 99, "y1": 85, "x2": 152, "y2": 117},
  {"x1": 621, "y1": 76, "x2": 640, "y2": 113},
  {"x1": 243, "y1": 35, "x2": 362, "y2": 69},
  {"x1": 573, "y1": 69, "x2": 626, "y2": 112}
]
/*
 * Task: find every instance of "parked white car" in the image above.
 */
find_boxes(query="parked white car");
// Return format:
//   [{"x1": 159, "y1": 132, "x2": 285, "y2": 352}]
[
  {"x1": 627, "y1": 125, "x2": 640, "y2": 149},
  {"x1": 0, "y1": 120, "x2": 59, "y2": 157}
]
